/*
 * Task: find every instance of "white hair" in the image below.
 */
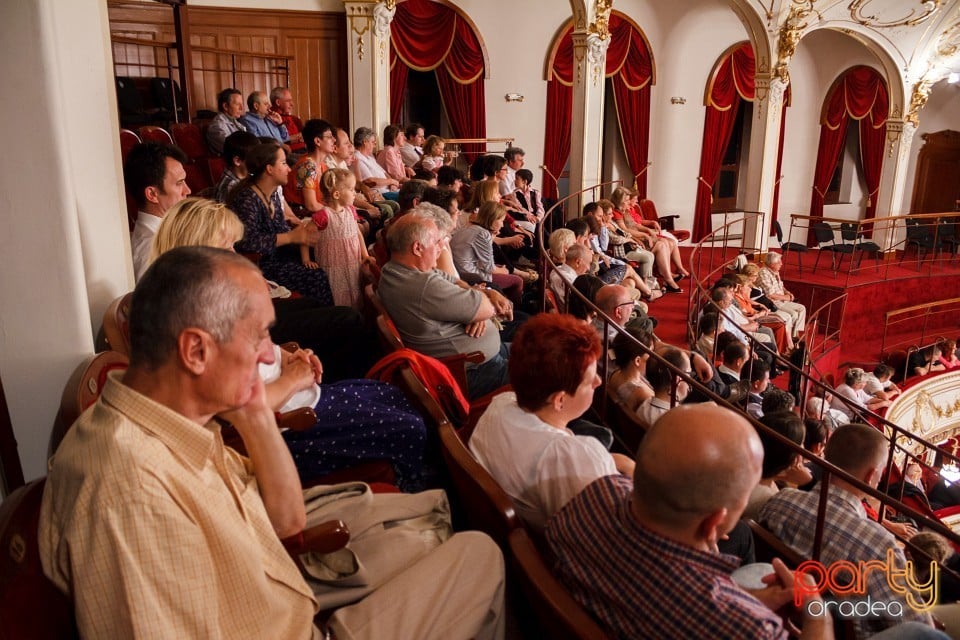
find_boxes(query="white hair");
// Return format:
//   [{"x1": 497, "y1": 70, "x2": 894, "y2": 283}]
[{"x1": 764, "y1": 252, "x2": 783, "y2": 266}]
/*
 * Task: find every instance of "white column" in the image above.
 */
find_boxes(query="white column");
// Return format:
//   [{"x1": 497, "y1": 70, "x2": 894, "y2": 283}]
[
  {"x1": 342, "y1": 0, "x2": 393, "y2": 137},
  {"x1": 567, "y1": 31, "x2": 609, "y2": 219},
  {"x1": 873, "y1": 119, "x2": 917, "y2": 252},
  {"x1": 741, "y1": 75, "x2": 787, "y2": 254},
  {"x1": 0, "y1": 0, "x2": 131, "y2": 483}
]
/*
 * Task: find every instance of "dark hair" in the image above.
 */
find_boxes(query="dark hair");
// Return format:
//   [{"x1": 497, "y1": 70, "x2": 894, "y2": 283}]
[
  {"x1": 565, "y1": 218, "x2": 590, "y2": 239},
  {"x1": 398, "y1": 180, "x2": 427, "y2": 211},
  {"x1": 803, "y1": 418, "x2": 829, "y2": 451},
  {"x1": 222, "y1": 131, "x2": 259, "y2": 164},
  {"x1": 516, "y1": 168, "x2": 533, "y2": 184},
  {"x1": 302, "y1": 119, "x2": 334, "y2": 153},
  {"x1": 757, "y1": 411, "x2": 804, "y2": 478},
  {"x1": 481, "y1": 155, "x2": 506, "y2": 178},
  {"x1": 569, "y1": 274, "x2": 605, "y2": 321},
  {"x1": 130, "y1": 247, "x2": 254, "y2": 370},
  {"x1": 124, "y1": 142, "x2": 189, "y2": 208},
  {"x1": 698, "y1": 313, "x2": 718, "y2": 338},
  {"x1": 612, "y1": 326, "x2": 654, "y2": 368},
  {"x1": 422, "y1": 187, "x2": 458, "y2": 213},
  {"x1": 404, "y1": 123, "x2": 424, "y2": 138},
  {"x1": 382, "y1": 124, "x2": 402, "y2": 148},
  {"x1": 437, "y1": 165, "x2": 463, "y2": 187},
  {"x1": 722, "y1": 341, "x2": 748, "y2": 366},
  {"x1": 510, "y1": 314, "x2": 601, "y2": 411},
  {"x1": 227, "y1": 141, "x2": 283, "y2": 208},
  {"x1": 748, "y1": 360, "x2": 771, "y2": 384},
  {"x1": 825, "y1": 423, "x2": 888, "y2": 474},
  {"x1": 504, "y1": 146, "x2": 525, "y2": 162},
  {"x1": 245, "y1": 91, "x2": 261, "y2": 112},
  {"x1": 217, "y1": 88, "x2": 242, "y2": 112},
  {"x1": 761, "y1": 388, "x2": 796, "y2": 414},
  {"x1": 647, "y1": 347, "x2": 688, "y2": 394},
  {"x1": 582, "y1": 202, "x2": 599, "y2": 217},
  {"x1": 413, "y1": 168, "x2": 436, "y2": 181},
  {"x1": 872, "y1": 363, "x2": 894, "y2": 379},
  {"x1": 715, "y1": 331, "x2": 741, "y2": 355}
]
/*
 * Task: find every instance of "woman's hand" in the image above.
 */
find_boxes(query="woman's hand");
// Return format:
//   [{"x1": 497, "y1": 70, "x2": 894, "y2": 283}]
[{"x1": 289, "y1": 221, "x2": 320, "y2": 246}]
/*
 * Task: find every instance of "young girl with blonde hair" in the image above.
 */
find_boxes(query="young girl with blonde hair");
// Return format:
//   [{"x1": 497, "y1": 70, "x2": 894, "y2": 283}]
[{"x1": 300, "y1": 168, "x2": 375, "y2": 309}]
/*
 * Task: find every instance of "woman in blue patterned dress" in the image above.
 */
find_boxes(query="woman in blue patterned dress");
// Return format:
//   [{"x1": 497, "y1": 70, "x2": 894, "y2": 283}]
[{"x1": 230, "y1": 141, "x2": 334, "y2": 305}]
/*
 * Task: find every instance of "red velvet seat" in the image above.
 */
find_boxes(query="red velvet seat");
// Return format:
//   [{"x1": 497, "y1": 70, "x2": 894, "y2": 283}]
[
  {"x1": 638, "y1": 199, "x2": 691, "y2": 242},
  {"x1": 137, "y1": 125, "x2": 174, "y2": 145}
]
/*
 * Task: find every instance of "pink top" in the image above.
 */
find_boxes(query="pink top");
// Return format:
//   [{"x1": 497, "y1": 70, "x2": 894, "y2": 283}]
[{"x1": 377, "y1": 146, "x2": 406, "y2": 182}]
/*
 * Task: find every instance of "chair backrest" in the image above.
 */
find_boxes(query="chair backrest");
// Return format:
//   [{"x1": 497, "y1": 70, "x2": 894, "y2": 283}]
[
  {"x1": 114, "y1": 76, "x2": 143, "y2": 114},
  {"x1": 375, "y1": 314, "x2": 405, "y2": 353},
  {"x1": 137, "y1": 125, "x2": 174, "y2": 145},
  {"x1": 745, "y1": 519, "x2": 805, "y2": 567},
  {"x1": 101, "y1": 292, "x2": 133, "y2": 356},
  {"x1": 149, "y1": 77, "x2": 184, "y2": 114},
  {"x1": 170, "y1": 123, "x2": 208, "y2": 160},
  {"x1": 508, "y1": 528, "x2": 612, "y2": 640},
  {"x1": 0, "y1": 478, "x2": 79, "y2": 639},
  {"x1": 603, "y1": 387, "x2": 648, "y2": 456},
  {"x1": 637, "y1": 199, "x2": 659, "y2": 223},
  {"x1": 51, "y1": 352, "x2": 130, "y2": 455},
  {"x1": 839, "y1": 222, "x2": 858, "y2": 242},
  {"x1": 119, "y1": 129, "x2": 141, "y2": 163},
  {"x1": 812, "y1": 222, "x2": 835, "y2": 244}
]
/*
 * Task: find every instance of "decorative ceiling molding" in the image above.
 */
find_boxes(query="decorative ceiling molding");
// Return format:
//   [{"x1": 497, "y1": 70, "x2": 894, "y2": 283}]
[
  {"x1": 848, "y1": 0, "x2": 942, "y2": 29},
  {"x1": 775, "y1": 1, "x2": 819, "y2": 82}
]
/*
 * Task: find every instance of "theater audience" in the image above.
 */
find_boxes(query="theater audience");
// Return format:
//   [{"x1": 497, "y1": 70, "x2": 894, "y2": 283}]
[
  {"x1": 830, "y1": 367, "x2": 891, "y2": 421},
  {"x1": 268, "y1": 86, "x2": 305, "y2": 153},
  {"x1": 408, "y1": 202, "x2": 459, "y2": 278},
  {"x1": 744, "y1": 360, "x2": 771, "y2": 419},
  {"x1": 293, "y1": 118, "x2": 336, "y2": 214},
  {"x1": 743, "y1": 410, "x2": 809, "y2": 520},
  {"x1": 806, "y1": 391, "x2": 851, "y2": 432},
  {"x1": 608, "y1": 326, "x2": 655, "y2": 412},
  {"x1": 353, "y1": 126, "x2": 400, "y2": 201},
  {"x1": 718, "y1": 340, "x2": 748, "y2": 385},
  {"x1": 330, "y1": 127, "x2": 395, "y2": 222},
  {"x1": 377, "y1": 123, "x2": 414, "y2": 182},
  {"x1": 761, "y1": 388, "x2": 796, "y2": 416},
  {"x1": 547, "y1": 403, "x2": 832, "y2": 639},
  {"x1": 469, "y1": 314, "x2": 634, "y2": 530},
  {"x1": 40, "y1": 245, "x2": 505, "y2": 640},
  {"x1": 206, "y1": 87, "x2": 247, "y2": 155},
  {"x1": 215, "y1": 131, "x2": 259, "y2": 203},
  {"x1": 864, "y1": 363, "x2": 902, "y2": 401},
  {"x1": 568, "y1": 274, "x2": 606, "y2": 323},
  {"x1": 513, "y1": 168, "x2": 544, "y2": 223},
  {"x1": 583, "y1": 204, "x2": 655, "y2": 298},
  {"x1": 597, "y1": 198, "x2": 657, "y2": 287},
  {"x1": 636, "y1": 347, "x2": 690, "y2": 426},
  {"x1": 149, "y1": 197, "x2": 426, "y2": 487},
  {"x1": 756, "y1": 252, "x2": 807, "y2": 340},
  {"x1": 938, "y1": 339, "x2": 960, "y2": 369},
  {"x1": 377, "y1": 215, "x2": 513, "y2": 399},
  {"x1": 229, "y1": 141, "x2": 331, "y2": 304},
  {"x1": 400, "y1": 123, "x2": 425, "y2": 168},
  {"x1": 437, "y1": 165, "x2": 464, "y2": 194},
  {"x1": 548, "y1": 244, "x2": 591, "y2": 308},
  {"x1": 123, "y1": 142, "x2": 191, "y2": 282},
  {"x1": 239, "y1": 90, "x2": 289, "y2": 146},
  {"x1": 450, "y1": 201, "x2": 526, "y2": 305},
  {"x1": 732, "y1": 274, "x2": 793, "y2": 353},
  {"x1": 760, "y1": 423, "x2": 937, "y2": 638},
  {"x1": 910, "y1": 344, "x2": 947, "y2": 378},
  {"x1": 420, "y1": 135, "x2": 454, "y2": 173}
]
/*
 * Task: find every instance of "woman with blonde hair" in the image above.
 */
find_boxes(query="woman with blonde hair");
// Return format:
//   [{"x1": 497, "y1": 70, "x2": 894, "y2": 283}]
[
  {"x1": 450, "y1": 200, "x2": 527, "y2": 304},
  {"x1": 609, "y1": 187, "x2": 685, "y2": 291},
  {"x1": 150, "y1": 196, "x2": 428, "y2": 490}
]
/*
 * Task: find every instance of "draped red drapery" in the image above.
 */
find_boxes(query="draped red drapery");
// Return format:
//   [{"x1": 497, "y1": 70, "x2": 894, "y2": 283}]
[
  {"x1": 389, "y1": 0, "x2": 486, "y2": 159},
  {"x1": 808, "y1": 66, "x2": 888, "y2": 244},
  {"x1": 542, "y1": 14, "x2": 654, "y2": 200},
  {"x1": 693, "y1": 43, "x2": 755, "y2": 241}
]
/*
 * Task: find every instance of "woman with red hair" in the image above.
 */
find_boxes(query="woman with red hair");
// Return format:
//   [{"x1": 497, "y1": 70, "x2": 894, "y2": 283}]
[{"x1": 469, "y1": 314, "x2": 635, "y2": 530}]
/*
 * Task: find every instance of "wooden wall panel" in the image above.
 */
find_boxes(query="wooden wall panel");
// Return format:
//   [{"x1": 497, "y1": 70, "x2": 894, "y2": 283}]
[{"x1": 107, "y1": 2, "x2": 347, "y2": 126}]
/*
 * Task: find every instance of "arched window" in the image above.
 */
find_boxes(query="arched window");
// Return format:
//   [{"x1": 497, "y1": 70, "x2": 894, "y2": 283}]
[{"x1": 542, "y1": 13, "x2": 655, "y2": 200}]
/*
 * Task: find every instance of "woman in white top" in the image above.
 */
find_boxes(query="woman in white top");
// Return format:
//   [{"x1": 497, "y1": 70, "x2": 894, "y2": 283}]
[
  {"x1": 469, "y1": 314, "x2": 635, "y2": 530},
  {"x1": 830, "y1": 367, "x2": 890, "y2": 420},
  {"x1": 352, "y1": 126, "x2": 400, "y2": 201}
]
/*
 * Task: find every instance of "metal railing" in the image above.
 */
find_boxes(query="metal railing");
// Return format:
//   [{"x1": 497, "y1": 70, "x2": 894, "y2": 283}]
[
  {"x1": 882, "y1": 297, "x2": 960, "y2": 358},
  {"x1": 535, "y1": 188, "x2": 960, "y2": 571}
]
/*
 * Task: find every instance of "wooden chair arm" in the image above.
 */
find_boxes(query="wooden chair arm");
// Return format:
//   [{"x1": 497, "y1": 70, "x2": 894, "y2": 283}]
[
  {"x1": 658, "y1": 214, "x2": 680, "y2": 231},
  {"x1": 277, "y1": 407, "x2": 317, "y2": 431},
  {"x1": 282, "y1": 519, "x2": 350, "y2": 555}
]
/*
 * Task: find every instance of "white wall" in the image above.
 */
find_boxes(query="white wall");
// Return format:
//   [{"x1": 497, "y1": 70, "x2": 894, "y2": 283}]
[
  {"x1": 903, "y1": 79, "x2": 960, "y2": 211},
  {"x1": 0, "y1": 0, "x2": 132, "y2": 484}
]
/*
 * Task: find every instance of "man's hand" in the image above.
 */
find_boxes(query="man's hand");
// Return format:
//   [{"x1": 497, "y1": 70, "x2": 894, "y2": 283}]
[
  {"x1": 464, "y1": 320, "x2": 487, "y2": 338},
  {"x1": 218, "y1": 375, "x2": 275, "y2": 437},
  {"x1": 266, "y1": 111, "x2": 284, "y2": 125},
  {"x1": 484, "y1": 289, "x2": 514, "y2": 321},
  {"x1": 691, "y1": 352, "x2": 713, "y2": 382}
]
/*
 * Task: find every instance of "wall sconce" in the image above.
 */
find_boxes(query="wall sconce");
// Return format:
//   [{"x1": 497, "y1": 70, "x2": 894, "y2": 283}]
[
  {"x1": 670, "y1": 97, "x2": 686, "y2": 105},
  {"x1": 504, "y1": 93, "x2": 524, "y2": 102}
]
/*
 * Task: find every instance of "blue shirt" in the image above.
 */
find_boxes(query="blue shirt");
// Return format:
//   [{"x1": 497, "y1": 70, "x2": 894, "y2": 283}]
[{"x1": 239, "y1": 112, "x2": 289, "y2": 142}]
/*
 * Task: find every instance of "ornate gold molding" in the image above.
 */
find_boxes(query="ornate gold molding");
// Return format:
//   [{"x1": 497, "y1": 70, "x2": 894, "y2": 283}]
[
  {"x1": 775, "y1": 1, "x2": 818, "y2": 84},
  {"x1": 938, "y1": 21, "x2": 960, "y2": 57},
  {"x1": 912, "y1": 389, "x2": 960, "y2": 434},
  {"x1": 905, "y1": 79, "x2": 933, "y2": 126},
  {"x1": 848, "y1": 0, "x2": 942, "y2": 29},
  {"x1": 588, "y1": 0, "x2": 613, "y2": 41}
]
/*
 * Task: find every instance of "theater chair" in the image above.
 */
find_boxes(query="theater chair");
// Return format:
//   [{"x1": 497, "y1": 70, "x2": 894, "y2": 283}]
[
  {"x1": 170, "y1": 122, "x2": 213, "y2": 194},
  {"x1": 638, "y1": 199, "x2": 691, "y2": 242},
  {"x1": 137, "y1": 125, "x2": 174, "y2": 146},
  {"x1": 508, "y1": 528, "x2": 613, "y2": 640},
  {"x1": 102, "y1": 292, "x2": 133, "y2": 356}
]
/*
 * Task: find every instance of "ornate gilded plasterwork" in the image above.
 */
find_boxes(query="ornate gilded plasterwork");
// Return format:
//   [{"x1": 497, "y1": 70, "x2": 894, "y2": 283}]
[
  {"x1": 775, "y1": 1, "x2": 819, "y2": 83},
  {"x1": 848, "y1": 0, "x2": 942, "y2": 29},
  {"x1": 588, "y1": 0, "x2": 614, "y2": 40},
  {"x1": 905, "y1": 78, "x2": 933, "y2": 126},
  {"x1": 937, "y1": 20, "x2": 960, "y2": 57}
]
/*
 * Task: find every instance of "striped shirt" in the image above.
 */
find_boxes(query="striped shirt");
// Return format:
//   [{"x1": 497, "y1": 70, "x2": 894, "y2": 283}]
[
  {"x1": 759, "y1": 484, "x2": 932, "y2": 639},
  {"x1": 547, "y1": 475, "x2": 787, "y2": 639},
  {"x1": 39, "y1": 372, "x2": 319, "y2": 639}
]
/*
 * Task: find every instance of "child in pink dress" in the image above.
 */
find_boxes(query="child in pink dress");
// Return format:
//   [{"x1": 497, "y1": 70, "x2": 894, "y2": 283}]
[{"x1": 300, "y1": 168, "x2": 374, "y2": 309}]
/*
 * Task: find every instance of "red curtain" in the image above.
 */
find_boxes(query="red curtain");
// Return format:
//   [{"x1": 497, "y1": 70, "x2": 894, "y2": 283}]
[
  {"x1": 389, "y1": 0, "x2": 486, "y2": 159},
  {"x1": 542, "y1": 14, "x2": 653, "y2": 200},
  {"x1": 693, "y1": 43, "x2": 755, "y2": 241},
  {"x1": 807, "y1": 66, "x2": 888, "y2": 244}
]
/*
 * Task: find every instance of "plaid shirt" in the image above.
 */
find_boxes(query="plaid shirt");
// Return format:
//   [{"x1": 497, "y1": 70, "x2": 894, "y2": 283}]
[
  {"x1": 757, "y1": 266, "x2": 787, "y2": 298},
  {"x1": 759, "y1": 484, "x2": 932, "y2": 639},
  {"x1": 547, "y1": 475, "x2": 787, "y2": 639}
]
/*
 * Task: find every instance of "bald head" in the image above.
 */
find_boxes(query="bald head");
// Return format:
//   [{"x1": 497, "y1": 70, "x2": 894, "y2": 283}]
[
  {"x1": 596, "y1": 285, "x2": 633, "y2": 325},
  {"x1": 633, "y1": 404, "x2": 763, "y2": 530}
]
